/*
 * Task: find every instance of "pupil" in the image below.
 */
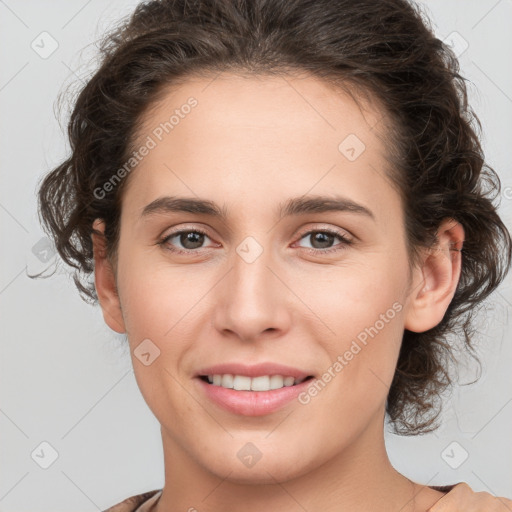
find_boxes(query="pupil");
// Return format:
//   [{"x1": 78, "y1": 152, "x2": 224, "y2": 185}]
[
  {"x1": 311, "y1": 232, "x2": 333, "y2": 249},
  {"x1": 181, "y1": 232, "x2": 204, "y2": 249}
]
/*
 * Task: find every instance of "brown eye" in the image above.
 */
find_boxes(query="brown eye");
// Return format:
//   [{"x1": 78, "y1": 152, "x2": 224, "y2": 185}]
[
  {"x1": 159, "y1": 229, "x2": 214, "y2": 254},
  {"x1": 177, "y1": 231, "x2": 206, "y2": 250},
  {"x1": 296, "y1": 229, "x2": 353, "y2": 254},
  {"x1": 307, "y1": 232, "x2": 337, "y2": 249}
]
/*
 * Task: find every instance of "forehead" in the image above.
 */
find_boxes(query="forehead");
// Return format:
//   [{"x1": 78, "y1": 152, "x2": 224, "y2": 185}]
[
  {"x1": 122, "y1": 72, "x2": 398, "y2": 225},
  {"x1": 136, "y1": 71, "x2": 385, "y2": 147}
]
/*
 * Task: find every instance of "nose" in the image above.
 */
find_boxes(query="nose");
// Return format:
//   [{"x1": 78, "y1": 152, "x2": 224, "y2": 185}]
[{"x1": 211, "y1": 241, "x2": 292, "y2": 342}]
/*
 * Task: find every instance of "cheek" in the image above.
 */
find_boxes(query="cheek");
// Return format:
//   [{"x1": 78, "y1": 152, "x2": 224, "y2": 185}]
[
  {"x1": 116, "y1": 249, "x2": 212, "y2": 402},
  {"x1": 118, "y1": 260, "x2": 201, "y2": 416},
  {"x1": 299, "y1": 259, "x2": 406, "y2": 341},
  {"x1": 296, "y1": 259, "x2": 407, "y2": 403},
  {"x1": 116, "y1": 245, "x2": 204, "y2": 338}
]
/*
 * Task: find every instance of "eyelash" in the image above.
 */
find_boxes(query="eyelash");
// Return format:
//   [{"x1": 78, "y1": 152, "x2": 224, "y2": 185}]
[{"x1": 158, "y1": 227, "x2": 353, "y2": 256}]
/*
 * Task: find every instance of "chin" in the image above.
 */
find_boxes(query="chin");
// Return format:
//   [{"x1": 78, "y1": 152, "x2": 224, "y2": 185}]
[
  {"x1": 199, "y1": 445, "x2": 316, "y2": 485},
  {"x1": 213, "y1": 463, "x2": 310, "y2": 486}
]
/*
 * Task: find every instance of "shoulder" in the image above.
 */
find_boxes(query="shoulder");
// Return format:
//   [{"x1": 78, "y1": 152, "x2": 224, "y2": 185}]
[
  {"x1": 427, "y1": 482, "x2": 512, "y2": 511},
  {"x1": 103, "y1": 489, "x2": 162, "y2": 512}
]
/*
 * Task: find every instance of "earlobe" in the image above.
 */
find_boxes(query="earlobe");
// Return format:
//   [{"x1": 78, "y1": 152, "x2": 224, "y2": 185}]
[
  {"x1": 404, "y1": 218, "x2": 464, "y2": 333},
  {"x1": 91, "y1": 218, "x2": 126, "y2": 334}
]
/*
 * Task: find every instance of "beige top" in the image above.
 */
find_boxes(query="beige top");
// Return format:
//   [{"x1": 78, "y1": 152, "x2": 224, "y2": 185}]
[
  {"x1": 103, "y1": 489, "x2": 162, "y2": 512},
  {"x1": 102, "y1": 485, "x2": 456, "y2": 511}
]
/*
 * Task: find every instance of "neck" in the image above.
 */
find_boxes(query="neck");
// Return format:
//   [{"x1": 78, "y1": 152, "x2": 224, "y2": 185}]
[{"x1": 154, "y1": 409, "x2": 444, "y2": 512}]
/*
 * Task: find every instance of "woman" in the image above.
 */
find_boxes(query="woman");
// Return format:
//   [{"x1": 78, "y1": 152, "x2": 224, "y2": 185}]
[{"x1": 35, "y1": 0, "x2": 512, "y2": 510}]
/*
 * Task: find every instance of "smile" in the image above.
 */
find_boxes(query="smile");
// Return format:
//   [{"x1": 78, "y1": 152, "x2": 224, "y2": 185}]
[
  {"x1": 196, "y1": 375, "x2": 315, "y2": 416},
  {"x1": 200, "y1": 374, "x2": 312, "y2": 391}
]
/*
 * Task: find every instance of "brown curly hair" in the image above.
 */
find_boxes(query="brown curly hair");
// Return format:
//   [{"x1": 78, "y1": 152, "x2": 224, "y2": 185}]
[{"x1": 34, "y1": 0, "x2": 511, "y2": 435}]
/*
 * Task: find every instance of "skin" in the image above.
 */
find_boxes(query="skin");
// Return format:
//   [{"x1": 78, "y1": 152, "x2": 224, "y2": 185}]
[
  {"x1": 431, "y1": 483, "x2": 512, "y2": 511},
  {"x1": 92, "y1": 71, "x2": 477, "y2": 512}
]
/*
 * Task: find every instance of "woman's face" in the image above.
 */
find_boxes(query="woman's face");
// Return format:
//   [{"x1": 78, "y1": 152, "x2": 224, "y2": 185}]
[{"x1": 96, "y1": 72, "x2": 424, "y2": 482}]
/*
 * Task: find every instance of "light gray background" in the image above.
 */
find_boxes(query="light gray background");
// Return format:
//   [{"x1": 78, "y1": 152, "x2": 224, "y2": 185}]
[{"x1": 1, "y1": 1, "x2": 511, "y2": 510}]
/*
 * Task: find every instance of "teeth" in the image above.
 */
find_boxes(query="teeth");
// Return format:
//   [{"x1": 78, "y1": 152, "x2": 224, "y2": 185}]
[
  {"x1": 283, "y1": 376, "x2": 295, "y2": 386},
  {"x1": 251, "y1": 375, "x2": 269, "y2": 391},
  {"x1": 234, "y1": 375, "x2": 251, "y2": 390},
  {"x1": 221, "y1": 374, "x2": 233, "y2": 388},
  {"x1": 205, "y1": 374, "x2": 306, "y2": 391}
]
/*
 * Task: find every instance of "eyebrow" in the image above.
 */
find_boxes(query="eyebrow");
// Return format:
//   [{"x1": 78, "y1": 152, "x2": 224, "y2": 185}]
[{"x1": 139, "y1": 194, "x2": 375, "y2": 221}]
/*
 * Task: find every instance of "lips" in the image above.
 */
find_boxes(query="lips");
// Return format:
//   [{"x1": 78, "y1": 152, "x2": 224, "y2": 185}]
[
  {"x1": 196, "y1": 373, "x2": 315, "y2": 416},
  {"x1": 194, "y1": 362, "x2": 316, "y2": 415}
]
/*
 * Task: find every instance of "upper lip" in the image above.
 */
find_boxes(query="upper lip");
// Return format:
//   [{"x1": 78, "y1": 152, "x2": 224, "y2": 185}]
[{"x1": 196, "y1": 362, "x2": 313, "y2": 379}]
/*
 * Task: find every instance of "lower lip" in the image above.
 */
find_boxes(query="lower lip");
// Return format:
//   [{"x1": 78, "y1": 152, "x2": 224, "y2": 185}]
[{"x1": 195, "y1": 377, "x2": 314, "y2": 416}]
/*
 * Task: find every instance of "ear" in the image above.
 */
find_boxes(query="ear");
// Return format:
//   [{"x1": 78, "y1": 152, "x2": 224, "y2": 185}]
[
  {"x1": 91, "y1": 218, "x2": 126, "y2": 334},
  {"x1": 404, "y1": 218, "x2": 464, "y2": 333}
]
